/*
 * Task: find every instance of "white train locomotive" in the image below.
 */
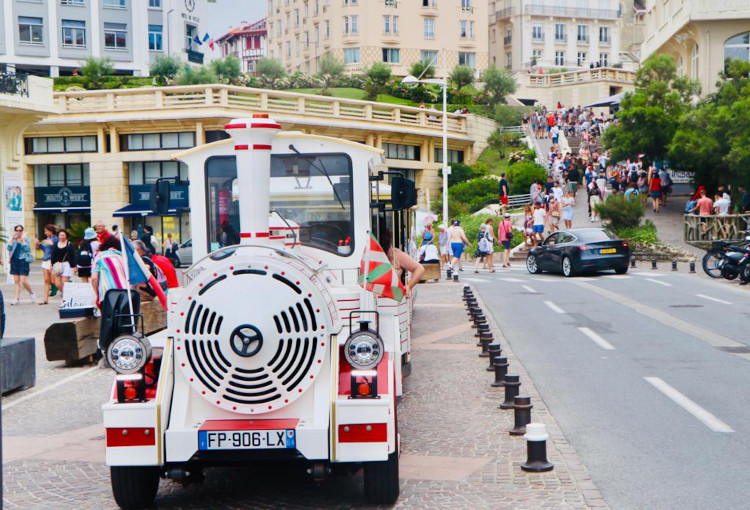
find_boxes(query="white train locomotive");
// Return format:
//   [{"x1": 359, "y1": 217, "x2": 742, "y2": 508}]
[{"x1": 101, "y1": 116, "x2": 417, "y2": 508}]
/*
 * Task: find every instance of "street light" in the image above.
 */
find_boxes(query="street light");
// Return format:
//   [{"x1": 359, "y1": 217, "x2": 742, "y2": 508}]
[
  {"x1": 166, "y1": 9, "x2": 175, "y2": 56},
  {"x1": 401, "y1": 49, "x2": 450, "y2": 229}
]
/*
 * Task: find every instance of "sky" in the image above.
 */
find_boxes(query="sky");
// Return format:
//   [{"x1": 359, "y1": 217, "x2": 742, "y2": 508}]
[{"x1": 206, "y1": 0, "x2": 268, "y2": 40}]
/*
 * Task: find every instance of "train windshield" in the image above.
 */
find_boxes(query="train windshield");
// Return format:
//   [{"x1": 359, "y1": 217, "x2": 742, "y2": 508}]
[{"x1": 204, "y1": 154, "x2": 354, "y2": 256}]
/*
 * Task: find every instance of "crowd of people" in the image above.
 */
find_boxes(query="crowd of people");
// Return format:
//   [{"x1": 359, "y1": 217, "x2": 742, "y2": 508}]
[{"x1": 3, "y1": 221, "x2": 179, "y2": 307}]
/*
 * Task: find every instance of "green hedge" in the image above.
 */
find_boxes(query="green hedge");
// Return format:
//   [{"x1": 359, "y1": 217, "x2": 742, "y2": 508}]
[
  {"x1": 507, "y1": 161, "x2": 547, "y2": 195},
  {"x1": 53, "y1": 75, "x2": 153, "y2": 91}
]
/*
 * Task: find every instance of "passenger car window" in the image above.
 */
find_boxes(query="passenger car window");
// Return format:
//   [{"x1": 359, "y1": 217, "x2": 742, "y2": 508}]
[
  {"x1": 543, "y1": 233, "x2": 561, "y2": 246},
  {"x1": 559, "y1": 233, "x2": 576, "y2": 244}
]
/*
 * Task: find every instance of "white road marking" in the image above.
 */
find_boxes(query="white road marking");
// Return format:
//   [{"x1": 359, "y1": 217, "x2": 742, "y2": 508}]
[
  {"x1": 646, "y1": 278, "x2": 672, "y2": 287},
  {"x1": 696, "y1": 294, "x2": 732, "y2": 305},
  {"x1": 644, "y1": 377, "x2": 734, "y2": 433},
  {"x1": 577, "y1": 327, "x2": 616, "y2": 350},
  {"x1": 632, "y1": 272, "x2": 669, "y2": 277},
  {"x1": 603, "y1": 275, "x2": 633, "y2": 280},
  {"x1": 500, "y1": 277, "x2": 524, "y2": 283},
  {"x1": 544, "y1": 301, "x2": 565, "y2": 314},
  {"x1": 3, "y1": 366, "x2": 100, "y2": 410},
  {"x1": 462, "y1": 277, "x2": 488, "y2": 283},
  {"x1": 522, "y1": 285, "x2": 538, "y2": 294}
]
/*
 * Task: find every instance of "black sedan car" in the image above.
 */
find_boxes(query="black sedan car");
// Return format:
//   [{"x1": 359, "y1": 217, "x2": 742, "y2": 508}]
[{"x1": 526, "y1": 228, "x2": 630, "y2": 277}]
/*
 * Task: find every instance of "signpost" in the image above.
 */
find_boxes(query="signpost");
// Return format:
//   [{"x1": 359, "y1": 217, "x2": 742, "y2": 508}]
[{"x1": 59, "y1": 283, "x2": 97, "y2": 319}]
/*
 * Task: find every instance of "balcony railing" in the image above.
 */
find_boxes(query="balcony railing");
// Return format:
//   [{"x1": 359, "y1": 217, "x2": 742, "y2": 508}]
[
  {"x1": 53, "y1": 84, "x2": 468, "y2": 135},
  {"x1": 524, "y1": 4, "x2": 620, "y2": 19},
  {"x1": 495, "y1": 6, "x2": 514, "y2": 19},
  {"x1": 521, "y1": 67, "x2": 636, "y2": 87},
  {"x1": 504, "y1": 35, "x2": 512, "y2": 45},
  {"x1": 0, "y1": 72, "x2": 29, "y2": 97}
]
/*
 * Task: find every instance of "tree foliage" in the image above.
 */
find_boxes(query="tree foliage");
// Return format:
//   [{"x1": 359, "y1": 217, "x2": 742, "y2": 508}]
[
  {"x1": 669, "y1": 59, "x2": 750, "y2": 190},
  {"x1": 318, "y1": 53, "x2": 345, "y2": 95},
  {"x1": 211, "y1": 55, "x2": 242, "y2": 84},
  {"x1": 506, "y1": 161, "x2": 547, "y2": 195},
  {"x1": 595, "y1": 194, "x2": 644, "y2": 231},
  {"x1": 450, "y1": 64, "x2": 475, "y2": 90},
  {"x1": 80, "y1": 57, "x2": 114, "y2": 88},
  {"x1": 256, "y1": 57, "x2": 287, "y2": 88},
  {"x1": 364, "y1": 62, "x2": 392, "y2": 100},
  {"x1": 150, "y1": 55, "x2": 182, "y2": 85},
  {"x1": 602, "y1": 54, "x2": 699, "y2": 165},
  {"x1": 439, "y1": 162, "x2": 489, "y2": 187},
  {"x1": 409, "y1": 60, "x2": 435, "y2": 80},
  {"x1": 175, "y1": 64, "x2": 217, "y2": 85},
  {"x1": 482, "y1": 64, "x2": 517, "y2": 104}
]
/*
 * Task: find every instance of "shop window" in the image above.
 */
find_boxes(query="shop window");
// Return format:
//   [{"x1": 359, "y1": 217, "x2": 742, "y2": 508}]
[
  {"x1": 27, "y1": 136, "x2": 97, "y2": 154},
  {"x1": 434, "y1": 148, "x2": 464, "y2": 164},
  {"x1": 128, "y1": 161, "x2": 188, "y2": 184},
  {"x1": 123, "y1": 132, "x2": 195, "y2": 151},
  {"x1": 33, "y1": 164, "x2": 90, "y2": 187},
  {"x1": 383, "y1": 143, "x2": 420, "y2": 160}
]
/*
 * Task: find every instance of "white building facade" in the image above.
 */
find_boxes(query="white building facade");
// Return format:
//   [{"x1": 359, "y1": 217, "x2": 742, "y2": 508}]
[{"x1": 0, "y1": 0, "x2": 213, "y2": 77}]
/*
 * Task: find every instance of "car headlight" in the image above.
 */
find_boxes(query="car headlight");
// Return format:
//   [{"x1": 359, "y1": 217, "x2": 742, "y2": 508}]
[
  {"x1": 106, "y1": 334, "x2": 152, "y2": 374},
  {"x1": 344, "y1": 329, "x2": 384, "y2": 370}
]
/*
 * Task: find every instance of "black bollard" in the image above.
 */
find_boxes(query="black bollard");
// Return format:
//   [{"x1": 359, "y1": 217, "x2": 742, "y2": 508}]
[
  {"x1": 630, "y1": 256, "x2": 636, "y2": 268},
  {"x1": 651, "y1": 259, "x2": 657, "y2": 270},
  {"x1": 499, "y1": 375, "x2": 520, "y2": 409},
  {"x1": 446, "y1": 268, "x2": 452, "y2": 280},
  {"x1": 487, "y1": 343, "x2": 501, "y2": 371},
  {"x1": 520, "y1": 423, "x2": 554, "y2": 472},
  {"x1": 475, "y1": 323, "x2": 490, "y2": 337},
  {"x1": 690, "y1": 261, "x2": 696, "y2": 273},
  {"x1": 453, "y1": 273, "x2": 459, "y2": 282},
  {"x1": 491, "y1": 356, "x2": 509, "y2": 387},
  {"x1": 672, "y1": 260, "x2": 678, "y2": 271},
  {"x1": 509, "y1": 396, "x2": 533, "y2": 436},
  {"x1": 479, "y1": 335, "x2": 492, "y2": 357}
]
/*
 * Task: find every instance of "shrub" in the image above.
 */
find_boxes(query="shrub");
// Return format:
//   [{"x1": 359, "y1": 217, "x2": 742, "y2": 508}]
[
  {"x1": 595, "y1": 194, "x2": 645, "y2": 231},
  {"x1": 450, "y1": 65, "x2": 475, "y2": 90},
  {"x1": 407, "y1": 84, "x2": 437, "y2": 104},
  {"x1": 450, "y1": 84, "x2": 479, "y2": 105},
  {"x1": 447, "y1": 178, "x2": 499, "y2": 212},
  {"x1": 211, "y1": 55, "x2": 242, "y2": 84},
  {"x1": 256, "y1": 57, "x2": 287, "y2": 88},
  {"x1": 439, "y1": 162, "x2": 489, "y2": 187},
  {"x1": 364, "y1": 62, "x2": 392, "y2": 100},
  {"x1": 175, "y1": 64, "x2": 217, "y2": 85},
  {"x1": 80, "y1": 57, "x2": 114, "y2": 88},
  {"x1": 409, "y1": 60, "x2": 436, "y2": 80},
  {"x1": 318, "y1": 53, "x2": 345, "y2": 94},
  {"x1": 151, "y1": 55, "x2": 182, "y2": 85},
  {"x1": 615, "y1": 220, "x2": 658, "y2": 245},
  {"x1": 506, "y1": 161, "x2": 547, "y2": 195},
  {"x1": 482, "y1": 64, "x2": 517, "y2": 104}
]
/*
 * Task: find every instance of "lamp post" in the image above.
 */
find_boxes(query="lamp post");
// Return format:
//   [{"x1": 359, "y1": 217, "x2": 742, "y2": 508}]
[
  {"x1": 402, "y1": 49, "x2": 450, "y2": 229},
  {"x1": 166, "y1": 9, "x2": 175, "y2": 56}
]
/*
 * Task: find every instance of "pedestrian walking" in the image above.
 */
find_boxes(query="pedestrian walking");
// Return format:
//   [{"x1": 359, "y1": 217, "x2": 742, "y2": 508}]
[
  {"x1": 35, "y1": 224, "x2": 58, "y2": 304},
  {"x1": 438, "y1": 225, "x2": 449, "y2": 269},
  {"x1": 523, "y1": 205, "x2": 534, "y2": 247},
  {"x1": 77, "y1": 228, "x2": 97, "y2": 284},
  {"x1": 7, "y1": 225, "x2": 36, "y2": 305},
  {"x1": 140, "y1": 226, "x2": 159, "y2": 255},
  {"x1": 649, "y1": 170, "x2": 662, "y2": 213},
  {"x1": 548, "y1": 197, "x2": 561, "y2": 232},
  {"x1": 561, "y1": 191, "x2": 575, "y2": 229},
  {"x1": 532, "y1": 203, "x2": 546, "y2": 246},
  {"x1": 95, "y1": 220, "x2": 112, "y2": 244},
  {"x1": 448, "y1": 219, "x2": 469, "y2": 272},
  {"x1": 51, "y1": 229, "x2": 78, "y2": 295},
  {"x1": 421, "y1": 224, "x2": 434, "y2": 246},
  {"x1": 91, "y1": 236, "x2": 129, "y2": 308},
  {"x1": 498, "y1": 173, "x2": 509, "y2": 213},
  {"x1": 474, "y1": 219, "x2": 495, "y2": 273},
  {"x1": 498, "y1": 212, "x2": 514, "y2": 268},
  {"x1": 589, "y1": 182, "x2": 602, "y2": 222},
  {"x1": 689, "y1": 189, "x2": 713, "y2": 235}
]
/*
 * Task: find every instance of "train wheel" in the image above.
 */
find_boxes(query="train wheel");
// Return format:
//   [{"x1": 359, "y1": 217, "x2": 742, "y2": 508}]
[
  {"x1": 363, "y1": 451, "x2": 400, "y2": 504},
  {"x1": 111, "y1": 466, "x2": 160, "y2": 509}
]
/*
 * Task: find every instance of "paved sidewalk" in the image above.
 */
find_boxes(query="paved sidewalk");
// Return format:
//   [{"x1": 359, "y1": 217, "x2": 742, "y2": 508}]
[{"x1": 2, "y1": 280, "x2": 608, "y2": 509}]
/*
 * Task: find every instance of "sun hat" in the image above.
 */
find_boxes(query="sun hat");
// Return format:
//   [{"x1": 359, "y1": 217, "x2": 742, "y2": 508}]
[
  {"x1": 504, "y1": 212, "x2": 511, "y2": 218},
  {"x1": 453, "y1": 220, "x2": 460, "y2": 226},
  {"x1": 83, "y1": 227, "x2": 97, "y2": 240}
]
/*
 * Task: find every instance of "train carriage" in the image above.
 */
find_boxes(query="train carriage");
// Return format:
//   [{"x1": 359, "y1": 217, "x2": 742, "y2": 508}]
[{"x1": 101, "y1": 117, "x2": 417, "y2": 509}]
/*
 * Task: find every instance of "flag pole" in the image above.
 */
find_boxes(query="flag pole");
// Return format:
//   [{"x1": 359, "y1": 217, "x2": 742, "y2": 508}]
[
  {"x1": 362, "y1": 230, "x2": 373, "y2": 311},
  {"x1": 118, "y1": 232, "x2": 135, "y2": 324}
]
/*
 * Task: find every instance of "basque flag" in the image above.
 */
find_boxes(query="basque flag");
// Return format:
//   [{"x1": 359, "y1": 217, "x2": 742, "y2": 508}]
[
  {"x1": 359, "y1": 234, "x2": 406, "y2": 302},
  {"x1": 119, "y1": 234, "x2": 168, "y2": 310}
]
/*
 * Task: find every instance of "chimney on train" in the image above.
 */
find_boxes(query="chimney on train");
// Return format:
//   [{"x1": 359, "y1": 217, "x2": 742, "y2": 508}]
[{"x1": 224, "y1": 115, "x2": 281, "y2": 245}]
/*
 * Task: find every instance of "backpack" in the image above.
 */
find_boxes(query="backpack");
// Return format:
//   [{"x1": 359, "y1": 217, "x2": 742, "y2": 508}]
[{"x1": 78, "y1": 242, "x2": 93, "y2": 268}]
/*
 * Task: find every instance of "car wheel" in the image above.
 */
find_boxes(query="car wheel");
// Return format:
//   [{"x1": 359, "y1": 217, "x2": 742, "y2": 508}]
[
  {"x1": 561, "y1": 256, "x2": 575, "y2": 277},
  {"x1": 526, "y1": 254, "x2": 542, "y2": 274},
  {"x1": 615, "y1": 265, "x2": 628, "y2": 274}
]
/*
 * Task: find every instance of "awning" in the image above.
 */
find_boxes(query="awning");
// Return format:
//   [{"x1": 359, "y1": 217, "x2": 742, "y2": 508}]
[
  {"x1": 33, "y1": 206, "x2": 90, "y2": 213},
  {"x1": 113, "y1": 204, "x2": 189, "y2": 217},
  {"x1": 585, "y1": 92, "x2": 625, "y2": 108}
]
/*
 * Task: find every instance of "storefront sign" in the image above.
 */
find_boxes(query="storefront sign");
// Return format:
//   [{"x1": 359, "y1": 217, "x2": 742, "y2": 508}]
[
  {"x1": 60, "y1": 282, "x2": 97, "y2": 318},
  {"x1": 668, "y1": 170, "x2": 694, "y2": 184},
  {"x1": 130, "y1": 184, "x2": 189, "y2": 209},
  {"x1": 34, "y1": 186, "x2": 90, "y2": 208},
  {"x1": 4, "y1": 171, "x2": 24, "y2": 270}
]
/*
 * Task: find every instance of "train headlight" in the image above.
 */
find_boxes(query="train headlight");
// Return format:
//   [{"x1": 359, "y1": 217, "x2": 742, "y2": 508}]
[
  {"x1": 107, "y1": 334, "x2": 152, "y2": 374},
  {"x1": 344, "y1": 329, "x2": 384, "y2": 370}
]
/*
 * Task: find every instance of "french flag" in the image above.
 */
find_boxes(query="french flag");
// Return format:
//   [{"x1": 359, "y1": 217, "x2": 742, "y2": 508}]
[{"x1": 119, "y1": 234, "x2": 168, "y2": 310}]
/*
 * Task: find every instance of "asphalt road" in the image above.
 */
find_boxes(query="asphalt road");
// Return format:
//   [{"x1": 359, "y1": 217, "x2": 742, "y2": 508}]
[{"x1": 465, "y1": 266, "x2": 750, "y2": 510}]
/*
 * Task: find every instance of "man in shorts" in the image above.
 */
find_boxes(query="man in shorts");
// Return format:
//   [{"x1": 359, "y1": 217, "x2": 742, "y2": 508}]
[
  {"x1": 689, "y1": 189, "x2": 714, "y2": 235},
  {"x1": 498, "y1": 173, "x2": 509, "y2": 213},
  {"x1": 532, "y1": 203, "x2": 546, "y2": 246}
]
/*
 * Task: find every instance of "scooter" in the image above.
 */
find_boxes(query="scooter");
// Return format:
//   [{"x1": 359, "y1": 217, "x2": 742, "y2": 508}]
[
  {"x1": 716, "y1": 243, "x2": 750, "y2": 282},
  {"x1": 703, "y1": 232, "x2": 750, "y2": 278}
]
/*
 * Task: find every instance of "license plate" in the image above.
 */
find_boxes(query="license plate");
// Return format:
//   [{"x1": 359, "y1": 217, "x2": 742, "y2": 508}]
[
  {"x1": 600, "y1": 248, "x2": 616, "y2": 254},
  {"x1": 198, "y1": 429, "x2": 296, "y2": 450}
]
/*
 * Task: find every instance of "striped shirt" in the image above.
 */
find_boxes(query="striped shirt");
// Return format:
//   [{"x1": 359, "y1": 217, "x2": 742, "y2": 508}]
[{"x1": 93, "y1": 250, "x2": 129, "y2": 298}]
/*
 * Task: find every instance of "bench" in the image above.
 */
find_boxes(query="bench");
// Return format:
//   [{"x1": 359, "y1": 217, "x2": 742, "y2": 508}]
[
  {"x1": 420, "y1": 261, "x2": 441, "y2": 282},
  {"x1": 0, "y1": 337, "x2": 36, "y2": 395}
]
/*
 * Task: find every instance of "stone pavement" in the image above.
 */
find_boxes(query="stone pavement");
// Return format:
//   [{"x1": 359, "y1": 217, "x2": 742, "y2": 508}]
[{"x1": 2, "y1": 279, "x2": 608, "y2": 509}]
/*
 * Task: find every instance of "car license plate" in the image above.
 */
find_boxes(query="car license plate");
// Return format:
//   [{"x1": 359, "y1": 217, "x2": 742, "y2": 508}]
[
  {"x1": 600, "y1": 248, "x2": 616, "y2": 254},
  {"x1": 198, "y1": 429, "x2": 296, "y2": 450}
]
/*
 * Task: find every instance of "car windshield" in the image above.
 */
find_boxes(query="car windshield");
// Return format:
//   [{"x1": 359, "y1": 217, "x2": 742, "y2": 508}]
[
  {"x1": 577, "y1": 229, "x2": 616, "y2": 242},
  {"x1": 204, "y1": 154, "x2": 354, "y2": 256}
]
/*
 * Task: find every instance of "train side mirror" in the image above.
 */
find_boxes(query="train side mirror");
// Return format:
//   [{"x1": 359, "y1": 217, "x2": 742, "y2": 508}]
[
  {"x1": 390, "y1": 176, "x2": 416, "y2": 211},
  {"x1": 149, "y1": 178, "x2": 171, "y2": 216}
]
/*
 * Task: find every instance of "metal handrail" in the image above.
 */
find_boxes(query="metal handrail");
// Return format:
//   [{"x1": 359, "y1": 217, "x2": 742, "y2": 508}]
[
  {"x1": 523, "y1": 3, "x2": 621, "y2": 19},
  {"x1": 0, "y1": 72, "x2": 29, "y2": 98}
]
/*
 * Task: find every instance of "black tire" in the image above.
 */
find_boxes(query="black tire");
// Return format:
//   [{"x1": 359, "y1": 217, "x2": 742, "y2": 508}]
[
  {"x1": 561, "y1": 256, "x2": 575, "y2": 277},
  {"x1": 526, "y1": 254, "x2": 542, "y2": 274},
  {"x1": 702, "y1": 250, "x2": 724, "y2": 278},
  {"x1": 111, "y1": 466, "x2": 160, "y2": 510},
  {"x1": 723, "y1": 268, "x2": 739, "y2": 281},
  {"x1": 363, "y1": 451, "x2": 400, "y2": 504},
  {"x1": 615, "y1": 265, "x2": 628, "y2": 275}
]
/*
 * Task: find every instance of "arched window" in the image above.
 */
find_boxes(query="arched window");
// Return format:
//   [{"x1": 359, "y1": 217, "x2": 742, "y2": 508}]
[
  {"x1": 724, "y1": 32, "x2": 750, "y2": 63},
  {"x1": 691, "y1": 44, "x2": 699, "y2": 81},
  {"x1": 676, "y1": 55, "x2": 684, "y2": 77}
]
